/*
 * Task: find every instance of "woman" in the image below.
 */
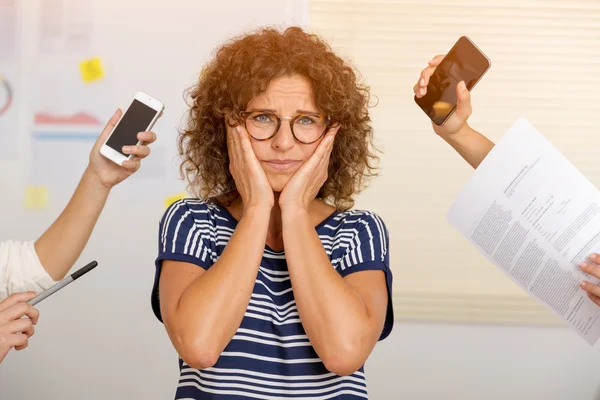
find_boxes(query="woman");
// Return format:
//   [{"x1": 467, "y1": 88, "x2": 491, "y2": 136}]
[
  {"x1": 413, "y1": 55, "x2": 600, "y2": 305},
  {"x1": 152, "y1": 27, "x2": 393, "y2": 399},
  {"x1": 0, "y1": 109, "x2": 156, "y2": 363}
]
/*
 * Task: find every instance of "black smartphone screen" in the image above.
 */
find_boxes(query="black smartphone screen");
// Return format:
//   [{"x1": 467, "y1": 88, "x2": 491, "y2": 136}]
[
  {"x1": 415, "y1": 36, "x2": 490, "y2": 125},
  {"x1": 106, "y1": 99, "x2": 158, "y2": 155}
]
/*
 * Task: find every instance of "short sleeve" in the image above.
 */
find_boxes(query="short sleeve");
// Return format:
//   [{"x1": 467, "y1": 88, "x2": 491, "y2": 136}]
[
  {"x1": 151, "y1": 199, "x2": 217, "y2": 322},
  {"x1": 0, "y1": 240, "x2": 57, "y2": 301},
  {"x1": 335, "y1": 211, "x2": 393, "y2": 340}
]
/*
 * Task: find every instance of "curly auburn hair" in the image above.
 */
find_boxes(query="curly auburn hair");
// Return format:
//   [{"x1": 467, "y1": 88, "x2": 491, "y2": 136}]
[{"x1": 178, "y1": 26, "x2": 379, "y2": 210}]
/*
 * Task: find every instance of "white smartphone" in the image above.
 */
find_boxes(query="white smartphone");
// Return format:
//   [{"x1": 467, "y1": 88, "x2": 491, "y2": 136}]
[{"x1": 100, "y1": 91, "x2": 164, "y2": 166}]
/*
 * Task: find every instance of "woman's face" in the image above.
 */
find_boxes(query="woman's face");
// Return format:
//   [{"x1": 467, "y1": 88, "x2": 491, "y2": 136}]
[{"x1": 241, "y1": 75, "x2": 326, "y2": 193}]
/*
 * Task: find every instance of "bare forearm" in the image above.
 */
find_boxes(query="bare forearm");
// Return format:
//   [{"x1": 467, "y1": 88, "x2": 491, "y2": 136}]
[
  {"x1": 282, "y1": 209, "x2": 371, "y2": 365},
  {"x1": 34, "y1": 168, "x2": 110, "y2": 280},
  {"x1": 440, "y1": 124, "x2": 495, "y2": 169},
  {"x1": 173, "y1": 206, "x2": 271, "y2": 357}
]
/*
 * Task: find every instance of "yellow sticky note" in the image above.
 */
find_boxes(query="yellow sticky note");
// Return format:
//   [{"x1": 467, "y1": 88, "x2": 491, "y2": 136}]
[
  {"x1": 79, "y1": 57, "x2": 104, "y2": 83},
  {"x1": 24, "y1": 186, "x2": 48, "y2": 209},
  {"x1": 164, "y1": 192, "x2": 188, "y2": 209}
]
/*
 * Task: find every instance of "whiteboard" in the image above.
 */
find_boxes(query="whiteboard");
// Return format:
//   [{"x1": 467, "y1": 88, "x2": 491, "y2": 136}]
[{"x1": 0, "y1": 0, "x2": 307, "y2": 398}]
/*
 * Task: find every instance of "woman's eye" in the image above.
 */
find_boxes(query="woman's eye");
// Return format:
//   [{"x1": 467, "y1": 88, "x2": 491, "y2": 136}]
[
  {"x1": 254, "y1": 114, "x2": 274, "y2": 123},
  {"x1": 298, "y1": 116, "x2": 315, "y2": 125}
]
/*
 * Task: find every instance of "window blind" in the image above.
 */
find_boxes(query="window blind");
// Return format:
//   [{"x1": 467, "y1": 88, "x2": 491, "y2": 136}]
[{"x1": 309, "y1": 0, "x2": 600, "y2": 324}]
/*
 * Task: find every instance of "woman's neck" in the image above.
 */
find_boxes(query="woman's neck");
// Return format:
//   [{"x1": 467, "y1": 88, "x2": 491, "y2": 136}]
[
  {"x1": 221, "y1": 194, "x2": 336, "y2": 252},
  {"x1": 266, "y1": 193, "x2": 284, "y2": 251}
]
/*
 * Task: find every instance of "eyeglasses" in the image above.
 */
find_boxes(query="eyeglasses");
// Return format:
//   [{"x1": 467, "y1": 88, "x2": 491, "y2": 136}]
[{"x1": 241, "y1": 110, "x2": 331, "y2": 144}]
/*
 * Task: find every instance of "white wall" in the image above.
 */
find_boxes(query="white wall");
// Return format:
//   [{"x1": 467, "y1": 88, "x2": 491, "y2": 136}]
[
  {"x1": 4, "y1": 318, "x2": 600, "y2": 399},
  {"x1": 0, "y1": 0, "x2": 306, "y2": 399},
  {"x1": 366, "y1": 323, "x2": 600, "y2": 400}
]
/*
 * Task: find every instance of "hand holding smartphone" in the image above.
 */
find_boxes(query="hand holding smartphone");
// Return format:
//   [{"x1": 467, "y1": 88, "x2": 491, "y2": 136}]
[
  {"x1": 100, "y1": 92, "x2": 164, "y2": 166},
  {"x1": 414, "y1": 36, "x2": 491, "y2": 125}
]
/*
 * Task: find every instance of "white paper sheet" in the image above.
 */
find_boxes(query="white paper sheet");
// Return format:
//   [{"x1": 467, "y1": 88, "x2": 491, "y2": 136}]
[
  {"x1": 448, "y1": 118, "x2": 600, "y2": 345},
  {"x1": 0, "y1": 0, "x2": 18, "y2": 60},
  {"x1": 38, "y1": 0, "x2": 93, "y2": 56}
]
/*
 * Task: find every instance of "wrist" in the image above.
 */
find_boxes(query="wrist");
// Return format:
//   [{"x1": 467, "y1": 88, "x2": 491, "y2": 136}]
[
  {"x1": 242, "y1": 203, "x2": 273, "y2": 220},
  {"x1": 281, "y1": 205, "x2": 311, "y2": 223},
  {"x1": 439, "y1": 123, "x2": 474, "y2": 145},
  {"x1": 81, "y1": 167, "x2": 112, "y2": 196}
]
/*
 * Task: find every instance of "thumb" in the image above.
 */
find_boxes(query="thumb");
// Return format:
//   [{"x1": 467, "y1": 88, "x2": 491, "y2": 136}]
[
  {"x1": 95, "y1": 108, "x2": 122, "y2": 147},
  {"x1": 455, "y1": 81, "x2": 472, "y2": 121}
]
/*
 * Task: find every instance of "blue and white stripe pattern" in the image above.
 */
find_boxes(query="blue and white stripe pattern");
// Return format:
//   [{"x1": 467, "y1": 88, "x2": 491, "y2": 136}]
[{"x1": 153, "y1": 199, "x2": 393, "y2": 399}]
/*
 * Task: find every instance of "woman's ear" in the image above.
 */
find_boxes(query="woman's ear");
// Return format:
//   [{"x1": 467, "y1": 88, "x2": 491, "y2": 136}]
[
  {"x1": 227, "y1": 113, "x2": 246, "y2": 130},
  {"x1": 225, "y1": 111, "x2": 235, "y2": 127},
  {"x1": 329, "y1": 122, "x2": 341, "y2": 135}
]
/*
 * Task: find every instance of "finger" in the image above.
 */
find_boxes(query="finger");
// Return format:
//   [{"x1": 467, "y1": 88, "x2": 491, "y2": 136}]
[
  {"x1": 428, "y1": 54, "x2": 446, "y2": 66},
  {"x1": 414, "y1": 55, "x2": 446, "y2": 96},
  {"x1": 23, "y1": 323, "x2": 35, "y2": 339},
  {"x1": 0, "y1": 292, "x2": 36, "y2": 313},
  {"x1": 92, "y1": 109, "x2": 123, "y2": 152},
  {"x1": 231, "y1": 125, "x2": 244, "y2": 159},
  {"x1": 137, "y1": 131, "x2": 157, "y2": 144},
  {"x1": 27, "y1": 306, "x2": 39, "y2": 325},
  {"x1": 323, "y1": 131, "x2": 337, "y2": 159},
  {"x1": 6, "y1": 317, "x2": 34, "y2": 334},
  {"x1": 320, "y1": 132, "x2": 336, "y2": 175},
  {"x1": 455, "y1": 81, "x2": 472, "y2": 121},
  {"x1": 588, "y1": 292, "x2": 600, "y2": 307},
  {"x1": 414, "y1": 66, "x2": 437, "y2": 98},
  {"x1": 305, "y1": 131, "x2": 336, "y2": 171},
  {"x1": 230, "y1": 125, "x2": 243, "y2": 154},
  {"x1": 227, "y1": 126, "x2": 242, "y2": 176},
  {"x1": 121, "y1": 159, "x2": 141, "y2": 173},
  {"x1": 0, "y1": 303, "x2": 37, "y2": 324},
  {"x1": 98, "y1": 109, "x2": 123, "y2": 142},
  {"x1": 9, "y1": 333, "x2": 28, "y2": 350},
  {"x1": 15, "y1": 342, "x2": 28, "y2": 351},
  {"x1": 580, "y1": 281, "x2": 600, "y2": 298},
  {"x1": 580, "y1": 260, "x2": 600, "y2": 279},
  {"x1": 122, "y1": 145, "x2": 151, "y2": 159},
  {"x1": 237, "y1": 125, "x2": 258, "y2": 161}
]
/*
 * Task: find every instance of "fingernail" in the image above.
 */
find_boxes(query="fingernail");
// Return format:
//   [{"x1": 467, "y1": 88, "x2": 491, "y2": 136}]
[
  {"x1": 420, "y1": 88, "x2": 425, "y2": 96},
  {"x1": 591, "y1": 254, "x2": 597, "y2": 260},
  {"x1": 580, "y1": 262, "x2": 588, "y2": 269},
  {"x1": 236, "y1": 125, "x2": 242, "y2": 133},
  {"x1": 581, "y1": 281, "x2": 587, "y2": 288},
  {"x1": 420, "y1": 78, "x2": 425, "y2": 86},
  {"x1": 122, "y1": 146, "x2": 130, "y2": 154}
]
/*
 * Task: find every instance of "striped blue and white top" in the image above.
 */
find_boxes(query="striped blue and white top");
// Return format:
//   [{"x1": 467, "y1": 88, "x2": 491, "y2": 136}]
[{"x1": 152, "y1": 199, "x2": 393, "y2": 400}]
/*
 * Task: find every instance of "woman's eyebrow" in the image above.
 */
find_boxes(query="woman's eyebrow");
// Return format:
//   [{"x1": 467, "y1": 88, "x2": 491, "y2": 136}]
[{"x1": 246, "y1": 108, "x2": 321, "y2": 115}]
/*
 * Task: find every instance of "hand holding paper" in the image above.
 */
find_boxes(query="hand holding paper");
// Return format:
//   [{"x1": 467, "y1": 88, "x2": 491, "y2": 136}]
[{"x1": 447, "y1": 118, "x2": 600, "y2": 345}]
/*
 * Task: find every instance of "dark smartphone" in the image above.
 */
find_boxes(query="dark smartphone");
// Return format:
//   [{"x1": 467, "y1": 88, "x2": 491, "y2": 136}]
[{"x1": 415, "y1": 36, "x2": 491, "y2": 125}]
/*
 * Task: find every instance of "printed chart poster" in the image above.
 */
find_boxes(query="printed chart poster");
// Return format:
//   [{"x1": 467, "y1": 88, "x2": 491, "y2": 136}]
[
  {"x1": 29, "y1": 65, "x2": 113, "y2": 198},
  {"x1": 0, "y1": 0, "x2": 18, "y2": 61},
  {"x1": 0, "y1": 71, "x2": 19, "y2": 160},
  {"x1": 38, "y1": 0, "x2": 93, "y2": 57}
]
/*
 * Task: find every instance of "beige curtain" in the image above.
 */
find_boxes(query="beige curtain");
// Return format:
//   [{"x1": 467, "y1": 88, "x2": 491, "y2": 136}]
[{"x1": 309, "y1": 0, "x2": 600, "y2": 324}]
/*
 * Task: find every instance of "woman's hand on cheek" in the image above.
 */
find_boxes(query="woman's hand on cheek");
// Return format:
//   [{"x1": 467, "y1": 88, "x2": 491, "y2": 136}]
[
  {"x1": 227, "y1": 124, "x2": 274, "y2": 212},
  {"x1": 279, "y1": 128, "x2": 337, "y2": 213}
]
